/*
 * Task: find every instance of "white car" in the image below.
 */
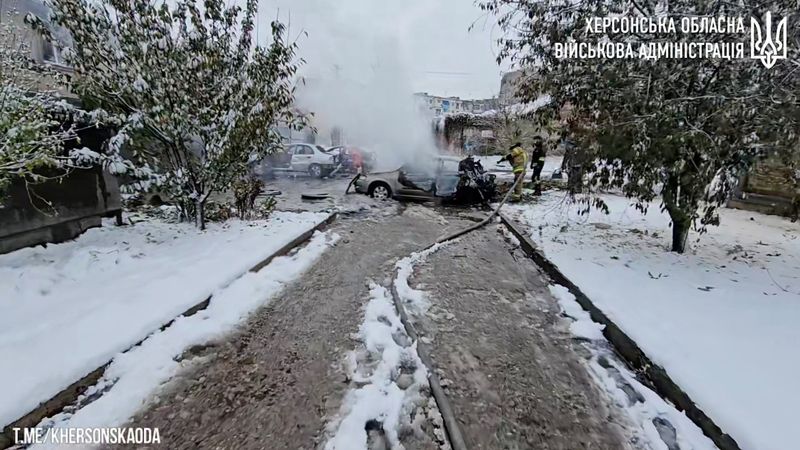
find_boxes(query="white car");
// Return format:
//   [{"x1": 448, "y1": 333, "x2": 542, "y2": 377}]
[{"x1": 261, "y1": 143, "x2": 339, "y2": 178}]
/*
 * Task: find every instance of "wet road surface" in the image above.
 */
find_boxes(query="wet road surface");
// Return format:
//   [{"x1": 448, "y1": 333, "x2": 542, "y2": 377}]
[
  {"x1": 410, "y1": 224, "x2": 636, "y2": 449},
  {"x1": 123, "y1": 204, "x2": 474, "y2": 449},
  {"x1": 122, "y1": 177, "x2": 642, "y2": 449}
]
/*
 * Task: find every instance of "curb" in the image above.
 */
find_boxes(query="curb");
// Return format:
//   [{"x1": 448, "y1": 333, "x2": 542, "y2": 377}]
[
  {"x1": 0, "y1": 212, "x2": 338, "y2": 449},
  {"x1": 498, "y1": 213, "x2": 741, "y2": 450}
]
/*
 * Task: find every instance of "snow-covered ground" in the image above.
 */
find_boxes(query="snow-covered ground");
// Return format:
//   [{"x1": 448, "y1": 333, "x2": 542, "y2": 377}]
[
  {"x1": 324, "y1": 283, "x2": 441, "y2": 450},
  {"x1": 34, "y1": 230, "x2": 338, "y2": 443},
  {"x1": 508, "y1": 192, "x2": 800, "y2": 450},
  {"x1": 394, "y1": 241, "x2": 453, "y2": 317},
  {"x1": 32, "y1": 230, "x2": 338, "y2": 439},
  {"x1": 548, "y1": 284, "x2": 716, "y2": 450},
  {"x1": 0, "y1": 211, "x2": 329, "y2": 429},
  {"x1": 324, "y1": 243, "x2": 457, "y2": 449}
]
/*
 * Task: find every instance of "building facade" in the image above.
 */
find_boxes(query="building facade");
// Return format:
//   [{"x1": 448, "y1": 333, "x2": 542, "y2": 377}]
[{"x1": 414, "y1": 92, "x2": 498, "y2": 117}]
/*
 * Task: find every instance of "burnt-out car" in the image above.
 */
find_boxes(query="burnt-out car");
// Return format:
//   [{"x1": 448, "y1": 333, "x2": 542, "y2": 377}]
[{"x1": 353, "y1": 155, "x2": 496, "y2": 204}]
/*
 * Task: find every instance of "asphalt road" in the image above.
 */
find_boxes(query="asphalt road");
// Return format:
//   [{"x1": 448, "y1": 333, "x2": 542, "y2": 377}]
[{"x1": 119, "y1": 177, "x2": 642, "y2": 449}]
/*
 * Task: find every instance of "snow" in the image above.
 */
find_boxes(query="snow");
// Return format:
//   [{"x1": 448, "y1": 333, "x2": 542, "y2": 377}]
[
  {"x1": 477, "y1": 155, "x2": 563, "y2": 177},
  {"x1": 394, "y1": 241, "x2": 454, "y2": 316},
  {"x1": 324, "y1": 284, "x2": 431, "y2": 450},
  {"x1": 548, "y1": 285, "x2": 605, "y2": 341},
  {"x1": 467, "y1": 94, "x2": 552, "y2": 119},
  {"x1": 549, "y1": 283, "x2": 716, "y2": 450},
  {"x1": 505, "y1": 94, "x2": 552, "y2": 117},
  {"x1": 510, "y1": 192, "x2": 800, "y2": 450},
  {"x1": 0, "y1": 211, "x2": 330, "y2": 429},
  {"x1": 132, "y1": 77, "x2": 148, "y2": 92},
  {"x1": 326, "y1": 241, "x2": 458, "y2": 449},
  {"x1": 33, "y1": 231, "x2": 339, "y2": 439},
  {"x1": 68, "y1": 147, "x2": 101, "y2": 165}
]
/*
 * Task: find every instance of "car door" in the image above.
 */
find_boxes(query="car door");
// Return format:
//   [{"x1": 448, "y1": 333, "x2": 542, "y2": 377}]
[
  {"x1": 291, "y1": 145, "x2": 313, "y2": 171},
  {"x1": 435, "y1": 158, "x2": 461, "y2": 197},
  {"x1": 396, "y1": 159, "x2": 436, "y2": 199}
]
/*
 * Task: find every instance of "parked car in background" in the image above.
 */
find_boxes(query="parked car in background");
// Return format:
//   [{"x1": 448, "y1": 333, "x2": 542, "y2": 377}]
[
  {"x1": 354, "y1": 155, "x2": 496, "y2": 204},
  {"x1": 257, "y1": 143, "x2": 340, "y2": 178},
  {"x1": 324, "y1": 146, "x2": 375, "y2": 174}
]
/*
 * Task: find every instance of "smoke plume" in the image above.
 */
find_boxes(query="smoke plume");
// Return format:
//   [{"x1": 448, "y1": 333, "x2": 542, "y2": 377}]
[{"x1": 258, "y1": 0, "x2": 439, "y2": 169}]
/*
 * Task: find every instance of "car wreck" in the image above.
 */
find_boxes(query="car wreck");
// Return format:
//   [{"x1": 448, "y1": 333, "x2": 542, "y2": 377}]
[{"x1": 354, "y1": 155, "x2": 497, "y2": 204}]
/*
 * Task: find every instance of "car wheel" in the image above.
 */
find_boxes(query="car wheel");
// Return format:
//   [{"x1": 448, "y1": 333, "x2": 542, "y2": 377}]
[
  {"x1": 369, "y1": 182, "x2": 392, "y2": 200},
  {"x1": 308, "y1": 164, "x2": 323, "y2": 178}
]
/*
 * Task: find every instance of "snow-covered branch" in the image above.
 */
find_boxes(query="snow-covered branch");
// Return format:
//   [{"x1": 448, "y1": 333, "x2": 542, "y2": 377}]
[{"x1": 45, "y1": 0, "x2": 307, "y2": 228}]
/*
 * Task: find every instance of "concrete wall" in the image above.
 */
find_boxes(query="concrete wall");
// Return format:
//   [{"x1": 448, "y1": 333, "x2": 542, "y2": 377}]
[
  {"x1": 0, "y1": 168, "x2": 121, "y2": 255},
  {"x1": 0, "y1": 121, "x2": 121, "y2": 255}
]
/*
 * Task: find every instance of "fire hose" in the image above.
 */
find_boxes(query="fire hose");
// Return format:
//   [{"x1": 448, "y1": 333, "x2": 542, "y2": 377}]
[
  {"x1": 389, "y1": 173, "x2": 525, "y2": 450},
  {"x1": 345, "y1": 173, "x2": 361, "y2": 194}
]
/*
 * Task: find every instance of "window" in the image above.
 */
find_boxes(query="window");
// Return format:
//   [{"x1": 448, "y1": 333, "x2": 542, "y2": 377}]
[
  {"x1": 40, "y1": 38, "x2": 64, "y2": 65},
  {"x1": 297, "y1": 146, "x2": 314, "y2": 155}
]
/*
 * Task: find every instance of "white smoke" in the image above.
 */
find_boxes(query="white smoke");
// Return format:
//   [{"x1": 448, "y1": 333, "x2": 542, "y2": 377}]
[{"x1": 257, "y1": 0, "x2": 440, "y2": 168}]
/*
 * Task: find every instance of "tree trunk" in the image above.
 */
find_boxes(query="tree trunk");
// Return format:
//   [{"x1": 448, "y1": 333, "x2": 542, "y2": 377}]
[
  {"x1": 670, "y1": 216, "x2": 691, "y2": 253},
  {"x1": 195, "y1": 198, "x2": 206, "y2": 230},
  {"x1": 663, "y1": 173, "x2": 691, "y2": 253}
]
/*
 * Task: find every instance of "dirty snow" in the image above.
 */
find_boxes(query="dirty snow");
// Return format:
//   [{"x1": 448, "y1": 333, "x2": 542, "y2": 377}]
[
  {"x1": 324, "y1": 284, "x2": 435, "y2": 450},
  {"x1": 549, "y1": 283, "x2": 716, "y2": 450},
  {"x1": 394, "y1": 241, "x2": 455, "y2": 316},
  {"x1": 0, "y1": 211, "x2": 329, "y2": 429},
  {"x1": 33, "y1": 231, "x2": 339, "y2": 441},
  {"x1": 548, "y1": 285, "x2": 605, "y2": 341},
  {"x1": 510, "y1": 192, "x2": 800, "y2": 450}
]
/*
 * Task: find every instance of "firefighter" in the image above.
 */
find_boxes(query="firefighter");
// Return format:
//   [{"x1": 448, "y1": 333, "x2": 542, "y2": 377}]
[
  {"x1": 498, "y1": 142, "x2": 527, "y2": 202},
  {"x1": 530, "y1": 135, "x2": 546, "y2": 195}
]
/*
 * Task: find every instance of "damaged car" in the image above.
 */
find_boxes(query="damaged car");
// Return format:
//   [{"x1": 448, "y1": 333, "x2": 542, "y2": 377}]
[{"x1": 354, "y1": 155, "x2": 496, "y2": 204}]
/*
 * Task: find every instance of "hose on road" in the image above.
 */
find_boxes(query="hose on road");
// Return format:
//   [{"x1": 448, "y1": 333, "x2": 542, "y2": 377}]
[
  {"x1": 431, "y1": 172, "x2": 523, "y2": 247},
  {"x1": 345, "y1": 173, "x2": 361, "y2": 195},
  {"x1": 390, "y1": 173, "x2": 525, "y2": 450}
]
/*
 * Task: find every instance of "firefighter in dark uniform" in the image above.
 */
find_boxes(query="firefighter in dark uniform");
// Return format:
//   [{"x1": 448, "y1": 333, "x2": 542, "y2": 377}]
[{"x1": 530, "y1": 135, "x2": 546, "y2": 195}]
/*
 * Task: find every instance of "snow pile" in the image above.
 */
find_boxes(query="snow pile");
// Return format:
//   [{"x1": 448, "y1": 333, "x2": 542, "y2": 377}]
[
  {"x1": 505, "y1": 94, "x2": 552, "y2": 117},
  {"x1": 34, "y1": 231, "x2": 339, "y2": 436},
  {"x1": 0, "y1": 211, "x2": 329, "y2": 429},
  {"x1": 549, "y1": 283, "x2": 716, "y2": 450},
  {"x1": 511, "y1": 192, "x2": 800, "y2": 450},
  {"x1": 547, "y1": 285, "x2": 605, "y2": 341},
  {"x1": 394, "y1": 242, "x2": 454, "y2": 316},
  {"x1": 325, "y1": 284, "x2": 438, "y2": 450}
]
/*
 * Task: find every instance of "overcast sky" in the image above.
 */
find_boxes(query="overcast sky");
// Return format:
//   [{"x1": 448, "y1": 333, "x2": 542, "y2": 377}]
[{"x1": 257, "y1": 0, "x2": 506, "y2": 99}]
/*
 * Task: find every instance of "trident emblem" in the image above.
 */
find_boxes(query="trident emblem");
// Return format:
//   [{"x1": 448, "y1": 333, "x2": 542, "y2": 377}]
[{"x1": 751, "y1": 12, "x2": 788, "y2": 69}]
